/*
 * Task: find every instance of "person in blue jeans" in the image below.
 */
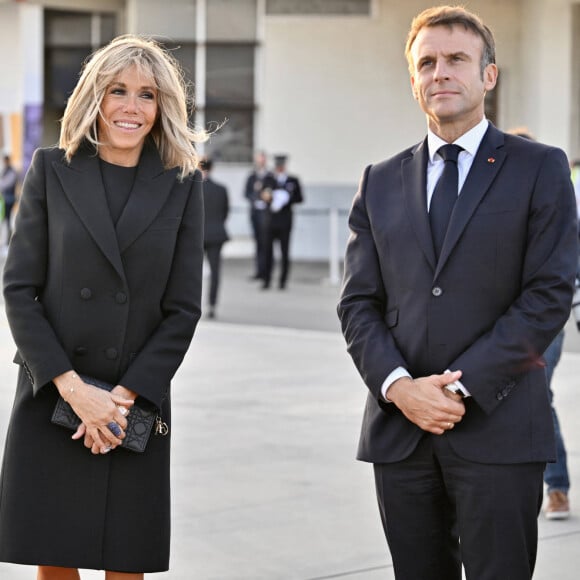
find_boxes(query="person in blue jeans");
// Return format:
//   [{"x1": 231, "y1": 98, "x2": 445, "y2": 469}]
[{"x1": 543, "y1": 329, "x2": 571, "y2": 519}]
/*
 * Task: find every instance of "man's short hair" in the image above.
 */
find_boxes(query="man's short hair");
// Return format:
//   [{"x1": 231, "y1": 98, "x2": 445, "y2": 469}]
[{"x1": 405, "y1": 5, "x2": 496, "y2": 77}]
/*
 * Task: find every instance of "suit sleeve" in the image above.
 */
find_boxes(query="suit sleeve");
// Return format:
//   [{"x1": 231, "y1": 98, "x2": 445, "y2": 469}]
[
  {"x1": 337, "y1": 165, "x2": 408, "y2": 404},
  {"x1": 117, "y1": 174, "x2": 204, "y2": 407},
  {"x1": 451, "y1": 147, "x2": 578, "y2": 414},
  {"x1": 3, "y1": 149, "x2": 74, "y2": 392}
]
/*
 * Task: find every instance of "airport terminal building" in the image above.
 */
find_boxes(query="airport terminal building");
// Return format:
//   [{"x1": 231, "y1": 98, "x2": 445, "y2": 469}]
[{"x1": 0, "y1": 0, "x2": 578, "y2": 261}]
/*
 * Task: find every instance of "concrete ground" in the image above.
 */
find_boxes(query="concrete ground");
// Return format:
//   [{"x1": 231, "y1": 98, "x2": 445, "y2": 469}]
[{"x1": 0, "y1": 258, "x2": 579, "y2": 579}]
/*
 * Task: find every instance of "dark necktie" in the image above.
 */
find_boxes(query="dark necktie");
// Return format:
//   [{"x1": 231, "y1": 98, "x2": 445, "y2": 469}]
[{"x1": 429, "y1": 144, "x2": 462, "y2": 259}]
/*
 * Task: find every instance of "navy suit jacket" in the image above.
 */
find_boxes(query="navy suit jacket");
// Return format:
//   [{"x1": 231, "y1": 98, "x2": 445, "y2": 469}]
[{"x1": 338, "y1": 124, "x2": 578, "y2": 465}]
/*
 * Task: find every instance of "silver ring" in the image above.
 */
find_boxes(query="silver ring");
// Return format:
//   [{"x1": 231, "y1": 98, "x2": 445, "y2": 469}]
[
  {"x1": 117, "y1": 405, "x2": 129, "y2": 417},
  {"x1": 108, "y1": 421, "x2": 122, "y2": 437},
  {"x1": 102, "y1": 445, "x2": 112, "y2": 454}
]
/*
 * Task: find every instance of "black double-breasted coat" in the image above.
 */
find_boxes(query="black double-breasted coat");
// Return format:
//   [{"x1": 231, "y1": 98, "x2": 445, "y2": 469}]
[{"x1": 0, "y1": 141, "x2": 204, "y2": 572}]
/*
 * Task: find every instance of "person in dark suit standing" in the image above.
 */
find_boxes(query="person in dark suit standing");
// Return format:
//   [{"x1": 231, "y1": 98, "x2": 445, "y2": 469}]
[
  {"x1": 0, "y1": 35, "x2": 205, "y2": 579},
  {"x1": 337, "y1": 6, "x2": 577, "y2": 580},
  {"x1": 261, "y1": 154, "x2": 303, "y2": 289},
  {"x1": 244, "y1": 150, "x2": 272, "y2": 281},
  {"x1": 200, "y1": 157, "x2": 229, "y2": 319}
]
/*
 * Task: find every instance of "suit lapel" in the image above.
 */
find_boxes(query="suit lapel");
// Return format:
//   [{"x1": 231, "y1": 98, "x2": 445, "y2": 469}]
[
  {"x1": 115, "y1": 142, "x2": 178, "y2": 253},
  {"x1": 402, "y1": 138, "x2": 437, "y2": 271},
  {"x1": 53, "y1": 145, "x2": 126, "y2": 280},
  {"x1": 435, "y1": 124, "x2": 506, "y2": 277}
]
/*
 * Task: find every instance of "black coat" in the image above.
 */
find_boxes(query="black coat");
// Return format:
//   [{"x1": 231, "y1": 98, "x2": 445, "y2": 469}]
[
  {"x1": 202, "y1": 177, "x2": 229, "y2": 245},
  {"x1": 0, "y1": 142, "x2": 204, "y2": 572}
]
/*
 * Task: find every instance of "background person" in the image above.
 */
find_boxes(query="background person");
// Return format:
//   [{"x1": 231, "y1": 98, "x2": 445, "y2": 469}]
[
  {"x1": 244, "y1": 150, "x2": 272, "y2": 281},
  {"x1": 0, "y1": 35, "x2": 205, "y2": 580},
  {"x1": 261, "y1": 154, "x2": 303, "y2": 290},
  {"x1": 338, "y1": 6, "x2": 577, "y2": 579},
  {"x1": 200, "y1": 156, "x2": 229, "y2": 319},
  {"x1": 507, "y1": 126, "x2": 574, "y2": 521}
]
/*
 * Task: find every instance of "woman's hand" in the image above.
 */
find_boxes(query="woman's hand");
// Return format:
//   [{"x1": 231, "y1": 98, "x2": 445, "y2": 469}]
[{"x1": 54, "y1": 371, "x2": 134, "y2": 454}]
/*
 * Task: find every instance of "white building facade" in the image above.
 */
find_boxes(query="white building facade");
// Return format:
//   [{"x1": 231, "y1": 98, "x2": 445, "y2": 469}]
[{"x1": 0, "y1": 0, "x2": 578, "y2": 261}]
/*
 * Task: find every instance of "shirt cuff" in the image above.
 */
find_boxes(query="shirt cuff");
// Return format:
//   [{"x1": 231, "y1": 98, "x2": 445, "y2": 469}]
[{"x1": 381, "y1": 367, "x2": 411, "y2": 402}]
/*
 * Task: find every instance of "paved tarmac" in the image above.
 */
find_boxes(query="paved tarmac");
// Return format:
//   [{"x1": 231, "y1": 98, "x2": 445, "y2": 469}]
[{"x1": 0, "y1": 257, "x2": 579, "y2": 579}]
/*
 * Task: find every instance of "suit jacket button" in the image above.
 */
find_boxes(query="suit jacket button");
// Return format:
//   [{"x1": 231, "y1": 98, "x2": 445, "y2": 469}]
[
  {"x1": 74, "y1": 346, "x2": 88, "y2": 356},
  {"x1": 432, "y1": 286, "x2": 443, "y2": 297},
  {"x1": 105, "y1": 348, "x2": 118, "y2": 360},
  {"x1": 496, "y1": 392, "x2": 503, "y2": 400},
  {"x1": 80, "y1": 288, "x2": 92, "y2": 300},
  {"x1": 115, "y1": 292, "x2": 127, "y2": 304}
]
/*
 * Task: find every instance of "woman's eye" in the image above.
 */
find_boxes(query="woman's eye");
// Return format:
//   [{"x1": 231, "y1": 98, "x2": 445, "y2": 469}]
[{"x1": 141, "y1": 92, "x2": 155, "y2": 100}]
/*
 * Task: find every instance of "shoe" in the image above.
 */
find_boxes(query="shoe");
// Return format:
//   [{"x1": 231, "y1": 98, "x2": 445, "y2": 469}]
[{"x1": 545, "y1": 490, "x2": 570, "y2": 520}]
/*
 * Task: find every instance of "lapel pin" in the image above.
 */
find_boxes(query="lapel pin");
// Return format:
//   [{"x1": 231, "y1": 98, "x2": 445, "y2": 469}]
[{"x1": 487, "y1": 157, "x2": 495, "y2": 163}]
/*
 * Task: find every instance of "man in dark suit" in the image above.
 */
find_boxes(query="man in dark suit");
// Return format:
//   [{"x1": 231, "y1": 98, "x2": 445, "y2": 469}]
[
  {"x1": 261, "y1": 154, "x2": 303, "y2": 289},
  {"x1": 244, "y1": 150, "x2": 272, "y2": 281},
  {"x1": 337, "y1": 6, "x2": 578, "y2": 579},
  {"x1": 201, "y1": 157, "x2": 229, "y2": 319}
]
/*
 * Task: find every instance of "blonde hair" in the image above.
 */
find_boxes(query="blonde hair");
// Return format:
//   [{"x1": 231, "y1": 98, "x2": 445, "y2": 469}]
[
  {"x1": 59, "y1": 34, "x2": 206, "y2": 179},
  {"x1": 405, "y1": 5, "x2": 495, "y2": 78}
]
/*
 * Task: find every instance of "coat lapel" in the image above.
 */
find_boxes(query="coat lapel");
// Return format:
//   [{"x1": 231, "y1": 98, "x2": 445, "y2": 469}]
[
  {"x1": 435, "y1": 124, "x2": 506, "y2": 277},
  {"x1": 53, "y1": 145, "x2": 126, "y2": 280},
  {"x1": 115, "y1": 142, "x2": 179, "y2": 253},
  {"x1": 402, "y1": 138, "x2": 437, "y2": 271}
]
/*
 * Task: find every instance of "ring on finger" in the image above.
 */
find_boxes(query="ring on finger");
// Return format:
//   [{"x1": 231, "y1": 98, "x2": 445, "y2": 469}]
[
  {"x1": 117, "y1": 405, "x2": 129, "y2": 417},
  {"x1": 447, "y1": 422, "x2": 453, "y2": 429},
  {"x1": 107, "y1": 421, "x2": 122, "y2": 437}
]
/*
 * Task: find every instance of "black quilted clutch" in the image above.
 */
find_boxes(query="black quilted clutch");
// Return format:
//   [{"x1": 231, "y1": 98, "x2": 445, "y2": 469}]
[{"x1": 51, "y1": 375, "x2": 161, "y2": 453}]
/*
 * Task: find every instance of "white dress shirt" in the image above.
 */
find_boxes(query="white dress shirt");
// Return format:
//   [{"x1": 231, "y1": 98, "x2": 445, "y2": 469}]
[{"x1": 381, "y1": 118, "x2": 490, "y2": 401}]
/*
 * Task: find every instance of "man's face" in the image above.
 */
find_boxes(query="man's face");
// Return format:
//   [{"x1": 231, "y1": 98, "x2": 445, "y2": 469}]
[
  {"x1": 255, "y1": 152, "x2": 267, "y2": 169},
  {"x1": 409, "y1": 25, "x2": 497, "y2": 134}
]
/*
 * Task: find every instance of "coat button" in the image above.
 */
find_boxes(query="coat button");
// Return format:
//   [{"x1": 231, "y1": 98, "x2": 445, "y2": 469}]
[
  {"x1": 105, "y1": 348, "x2": 118, "y2": 360},
  {"x1": 80, "y1": 288, "x2": 92, "y2": 300},
  {"x1": 115, "y1": 292, "x2": 127, "y2": 304},
  {"x1": 74, "y1": 346, "x2": 88, "y2": 356},
  {"x1": 496, "y1": 392, "x2": 503, "y2": 400},
  {"x1": 432, "y1": 286, "x2": 443, "y2": 297}
]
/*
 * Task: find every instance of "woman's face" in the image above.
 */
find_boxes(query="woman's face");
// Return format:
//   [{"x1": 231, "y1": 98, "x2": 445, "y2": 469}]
[{"x1": 97, "y1": 65, "x2": 158, "y2": 166}]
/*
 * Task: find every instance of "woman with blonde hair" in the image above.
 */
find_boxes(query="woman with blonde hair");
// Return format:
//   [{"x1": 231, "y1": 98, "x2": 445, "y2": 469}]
[{"x1": 0, "y1": 35, "x2": 205, "y2": 579}]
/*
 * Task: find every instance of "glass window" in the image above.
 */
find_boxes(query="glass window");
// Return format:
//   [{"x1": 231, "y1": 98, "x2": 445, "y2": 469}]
[
  {"x1": 207, "y1": 0, "x2": 257, "y2": 41},
  {"x1": 45, "y1": 12, "x2": 92, "y2": 46},
  {"x1": 204, "y1": 108, "x2": 253, "y2": 163},
  {"x1": 161, "y1": 42, "x2": 197, "y2": 116},
  {"x1": 206, "y1": 44, "x2": 254, "y2": 107},
  {"x1": 162, "y1": 42, "x2": 196, "y2": 86},
  {"x1": 100, "y1": 14, "x2": 117, "y2": 44},
  {"x1": 44, "y1": 10, "x2": 117, "y2": 112},
  {"x1": 45, "y1": 47, "x2": 91, "y2": 109},
  {"x1": 266, "y1": 0, "x2": 371, "y2": 15}
]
